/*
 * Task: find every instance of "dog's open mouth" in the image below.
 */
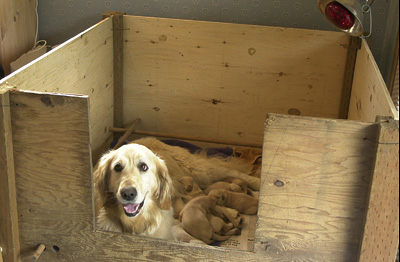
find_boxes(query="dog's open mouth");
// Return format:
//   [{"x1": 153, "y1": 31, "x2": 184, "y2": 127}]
[{"x1": 122, "y1": 196, "x2": 146, "y2": 218}]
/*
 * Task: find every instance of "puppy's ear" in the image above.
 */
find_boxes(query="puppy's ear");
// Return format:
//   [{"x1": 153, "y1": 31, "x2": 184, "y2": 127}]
[
  {"x1": 93, "y1": 151, "x2": 114, "y2": 207},
  {"x1": 154, "y1": 157, "x2": 174, "y2": 210}
]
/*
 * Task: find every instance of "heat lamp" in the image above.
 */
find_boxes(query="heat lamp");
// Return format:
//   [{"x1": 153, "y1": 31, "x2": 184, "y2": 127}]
[{"x1": 317, "y1": 0, "x2": 372, "y2": 37}]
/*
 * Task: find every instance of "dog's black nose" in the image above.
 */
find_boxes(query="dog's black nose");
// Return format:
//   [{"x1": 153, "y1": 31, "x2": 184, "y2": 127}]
[{"x1": 121, "y1": 187, "x2": 137, "y2": 201}]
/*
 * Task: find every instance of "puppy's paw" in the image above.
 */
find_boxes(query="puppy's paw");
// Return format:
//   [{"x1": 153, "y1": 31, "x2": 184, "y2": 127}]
[
  {"x1": 234, "y1": 228, "x2": 242, "y2": 236},
  {"x1": 236, "y1": 216, "x2": 244, "y2": 228},
  {"x1": 248, "y1": 177, "x2": 261, "y2": 191}
]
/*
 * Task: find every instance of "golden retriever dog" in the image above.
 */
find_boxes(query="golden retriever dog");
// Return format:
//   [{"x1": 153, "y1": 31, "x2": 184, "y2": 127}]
[{"x1": 94, "y1": 137, "x2": 260, "y2": 241}]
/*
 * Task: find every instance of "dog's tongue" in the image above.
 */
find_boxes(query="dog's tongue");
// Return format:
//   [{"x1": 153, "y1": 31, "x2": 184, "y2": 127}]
[{"x1": 123, "y1": 203, "x2": 140, "y2": 214}]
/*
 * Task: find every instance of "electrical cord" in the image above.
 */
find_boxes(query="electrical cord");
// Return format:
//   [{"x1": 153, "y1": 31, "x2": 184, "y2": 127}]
[{"x1": 34, "y1": 0, "x2": 39, "y2": 47}]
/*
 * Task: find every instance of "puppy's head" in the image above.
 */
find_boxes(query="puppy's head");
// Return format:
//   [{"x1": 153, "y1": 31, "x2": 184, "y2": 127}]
[
  {"x1": 178, "y1": 177, "x2": 194, "y2": 193},
  {"x1": 208, "y1": 189, "x2": 228, "y2": 206},
  {"x1": 178, "y1": 176, "x2": 203, "y2": 196},
  {"x1": 94, "y1": 143, "x2": 173, "y2": 218}
]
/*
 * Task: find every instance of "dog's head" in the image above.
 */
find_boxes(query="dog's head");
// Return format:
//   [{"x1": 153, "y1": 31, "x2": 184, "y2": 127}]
[{"x1": 94, "y1": 143, "x2": 173, "y2": 218}]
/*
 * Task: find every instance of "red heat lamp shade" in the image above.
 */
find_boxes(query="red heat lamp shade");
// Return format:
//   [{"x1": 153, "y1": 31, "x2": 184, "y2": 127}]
[{"x1": 325, "y1": 2, "x2": 355, "y2": 30}]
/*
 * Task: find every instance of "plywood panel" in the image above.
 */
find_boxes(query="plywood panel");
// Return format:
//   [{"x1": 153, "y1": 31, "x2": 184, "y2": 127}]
[
  {"x1": 0, "y1": 18, "x2": 114, "y2": 157},
  {"x1": 255, "y1": 114, "x2": 377, "y2": 261},
  {"x1": 348, "y1": 39, "x2": 399, "y2": 122},
  {"x1": 358, "y1": 117, "x2": 399, "y2": 262},
  {"x1": 123, "y1": 16, "x2": 350, "y2": 146},
  {"x1": 0, "y1": 0, "x2": 37, "y2": 74},
  {"x1": 9, "y1": 91, "x2": 93, "y2": 261}
]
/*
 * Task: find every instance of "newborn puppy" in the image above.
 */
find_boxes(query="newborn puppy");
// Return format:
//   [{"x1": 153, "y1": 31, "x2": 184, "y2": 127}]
[
  {"x1": 222, "y1": 177, "x2": 249, "y2": 194},
  {"x1": 172, "y1": 220, "x2": 207, "y2": 245},
  {"x1": 179, "y1": 176, "x2": 204, "y2": 200},
  {"x1": 179, "y1": 196, "x2": 231, "y2": 244},
  {"x1": 173, "y1": 176, "x2": 205, "y2": 218},
  {"x1": 208, "y1": 189, "x2": 258, "y2": 215},
  {"x1": 203, "y1": 182, "x2": 243, "y2": 195},
  {"x1": 206, "y1": 214, "x2": 241, "y2": 237}
]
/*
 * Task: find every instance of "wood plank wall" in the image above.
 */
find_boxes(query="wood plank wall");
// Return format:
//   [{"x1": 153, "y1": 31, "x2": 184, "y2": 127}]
[
  {"x1": 0, "y1": 0, "x2": 37, "y2": 75},
  {"x1": 122, "y1": 16, "x2": 351, "y2": 146},
  {"x1": 0, "y1": 19, "x2": 114, "y2": 160}
]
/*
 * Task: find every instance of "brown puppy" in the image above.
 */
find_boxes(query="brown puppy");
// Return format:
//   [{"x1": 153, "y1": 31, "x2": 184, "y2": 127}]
[
  {"x1": 173, "y1": 176, "x2": 205, "y2": 218},
  {"x1": 179, "y1": 195, "x2": 231, "y2": 244},
  {"x1": 208, "y1": 189, "x2": 259, "y2": 215},
  {"x1": 203, "y1": 182, "x2": 243, "y2": 195},
  {"x1": 172, "y1": 220, "x2": 207, "y2": 245},
  {"x1": 179, "y1": 176, "x2": 205, "y2": 200},
  {"x1": 222, "y1": 177, "x2": 249, "y2": 194},
  {"x1": 206, "y1": 214, "x2": 241, "y2": 237}
]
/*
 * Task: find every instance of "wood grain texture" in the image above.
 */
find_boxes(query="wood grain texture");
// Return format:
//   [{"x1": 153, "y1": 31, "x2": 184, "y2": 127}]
[
  {"x1": 348, "y1": 39, "x2": 399, "y2": 122},
  {"x1": 0, "y1": 0, "x2": 37, "y2": 74},
  {"x1": 8, "y1": 91, "x2": 277, "y2": 262},
  {"x1": 0, "y1": 89, "x2": 21, "y2": 262},
  {"x1": 8, "y1": 91, "x2": 92, "y2": 261},
  {"x1": 122, "y1": 16, "x2": 350, "y2": 146},
  {"x1": 0, "y1": 18, "x2": 114, "y2": 158},
  {"x1": 358, "y1": 117, "x2": 399, "y2": 262},
  {"x1": 255, "y1": 114, "x2": 378, "y2": 262}
]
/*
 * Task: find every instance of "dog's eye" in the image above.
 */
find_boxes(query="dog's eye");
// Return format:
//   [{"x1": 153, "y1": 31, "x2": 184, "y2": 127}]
[
  {"x1": 139, "y1": 163, "x2": 148, "y2": 172},
  {"x1": 114, "y1": 163, "x2": 123, "y2": 172}
]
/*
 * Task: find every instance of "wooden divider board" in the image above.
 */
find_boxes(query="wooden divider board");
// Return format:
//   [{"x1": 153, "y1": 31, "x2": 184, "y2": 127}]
[
  {"x1": 358, "y1": 117, "x2": 399, "y2": 262},
  {"x1": 348, "y1": 39, "x2": 399, "y2": 122},
  {"x1": 0, "y1": 18, "x2": 114, "y2": 158},
  {"x1": 122, "y1": 16, "x2": 351, "y2": 145},
  {"x1": 255, "y1": 114, "x2": 378, "y2": 261}
]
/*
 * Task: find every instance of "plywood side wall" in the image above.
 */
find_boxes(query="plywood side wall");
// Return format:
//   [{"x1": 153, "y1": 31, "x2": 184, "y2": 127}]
[
  {"x1": 255, "y1": 114, "x2": 378, "y2": 261},
  {"x1": 0, "y1": 18, "x2": 114, "y2": 157},
  {"x1": 348, "y1": 39, "x2": 399, "y2": 122},
  {"x1": 122, "y1": 16, "x2": 350, "y2": 146}
]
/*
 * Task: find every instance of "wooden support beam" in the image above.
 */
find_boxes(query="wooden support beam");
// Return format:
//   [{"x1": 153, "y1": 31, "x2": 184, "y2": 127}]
[
  {"x1": 0, "y1": 89, "x2": 21, "y2": 262},
  {"x1": 109, "y1": 126, "x2": 263, "y2": 148},
  {"x1": 340, "y1": 36, "x2": 361, "y2": 119},
  {"x1": 102, "y1": 12, "x2": 126, "y2": 138},
  {"x1": 358, "y1": 116, "x2": 399, "y2": 262},
  {"x1": 112, "y1": 118, "x2": 141, "y2": 149}
]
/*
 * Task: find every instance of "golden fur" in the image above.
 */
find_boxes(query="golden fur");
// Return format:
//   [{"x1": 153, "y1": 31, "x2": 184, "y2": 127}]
[
  {"x1": 208, "y1": 189, "x2": 259, "y2": 215},
  {"x1": 94, "y1": 137, "x2": 260, "y2": 240},
  {"x1": 179, "y1": 195, "x2": 232, "y2": 244}
]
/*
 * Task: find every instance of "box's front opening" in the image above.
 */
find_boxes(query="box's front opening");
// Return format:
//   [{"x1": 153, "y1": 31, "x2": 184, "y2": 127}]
[{"x1": 93, "y1": 132, "x2": 262, "y2": 252}]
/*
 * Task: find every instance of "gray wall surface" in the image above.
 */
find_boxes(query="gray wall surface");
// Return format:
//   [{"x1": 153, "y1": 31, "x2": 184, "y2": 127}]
[{"x1": 38, "y1": 0, "x2": 398, "y2": 85}]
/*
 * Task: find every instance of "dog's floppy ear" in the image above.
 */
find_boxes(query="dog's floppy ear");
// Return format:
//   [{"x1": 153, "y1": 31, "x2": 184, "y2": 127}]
[
  {"x1": 153, "y1": 156, "x2": 174, "y2": 210},
  {"x1": 93, "y1": 151, "x2": 114, "y2": 207}
]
